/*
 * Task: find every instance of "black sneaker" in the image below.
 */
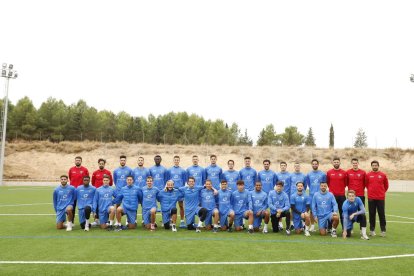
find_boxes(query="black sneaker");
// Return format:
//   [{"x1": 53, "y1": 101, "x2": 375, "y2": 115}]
[
  {"x1": 289, "y1": 225, "x2": 294, "y2": 231},
  {"x1": 106, "y1": 225, "x2": 114, "y2": 231},
  {"x1": 227, "y1": 227, "x2": 233, "y2": 233},
  {"x1": 248, "y1": 228, "x2": 254, "y2": 234},
  {"x1": 213, "y1": 227, "x2": 218, "y2": 233}
]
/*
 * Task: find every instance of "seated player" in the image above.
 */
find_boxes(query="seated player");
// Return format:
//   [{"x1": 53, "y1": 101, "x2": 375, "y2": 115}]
[
  {"x1": 311, "y1": 182, "x2": 339, "y2": 237},
  {"x1": 200, "y1": 179, "x2": 220, "y2": 232},
  {"x1": 157, "y1": 180, "x2": 181, "y2": 232},
  {"x1": 249, "y1": 181, "x2": 270, "y2": 233},
  {"x1": 342, "y1": 190, "x2": 370, "y2": 240},
  {"x1": 231, "y1": 180, "x2": 254, "y2": 233},
  {"x1": 290, "y1": 182, "x2": 311, "y2": 236},
  {"x1": 76, "y1": 176, "x2": 96, "y2": 231},
  {"x1": 216, "y1": 180, "x2": 235, "y2": 231},
  {"x1": 141, "y1": 176, "x2": 160, "y2": 231},
  {"x1": 114, "y1": 176, "x2": 141, "y2": 230},
  {"x1": 53, "y1": 175, "x2": 76, "y2": 231},
  {"x1": 93, "y1": 175, "x2": 116, "y2": 230},
  {"x1": 178, "y1": 177, "x2": 208, "y2": 232},
  {"x1": 268, "y1": 181, "x2": 291, "y2": 235}
]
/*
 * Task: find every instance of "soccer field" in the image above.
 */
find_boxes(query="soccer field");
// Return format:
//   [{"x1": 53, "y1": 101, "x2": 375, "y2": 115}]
[{"x1": 0, "y1": 187, "x2": 413, "y2": 275}]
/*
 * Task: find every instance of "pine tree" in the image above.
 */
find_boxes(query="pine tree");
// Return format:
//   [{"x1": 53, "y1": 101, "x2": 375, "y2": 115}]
[
  {"x1": 354, "y1": 128, "x2": 368, "y2": 148},
  {"x1": 304, "y1": 127, "x2": 316, "y2": 146},
  {"x1": 329, "y1": 123, "x2": 334, "y2": 149}
]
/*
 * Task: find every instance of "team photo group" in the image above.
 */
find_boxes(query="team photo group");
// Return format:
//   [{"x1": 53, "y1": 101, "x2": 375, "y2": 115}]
[{"x1": 53, "y1": 154, "x2": 389, "y2": 240}]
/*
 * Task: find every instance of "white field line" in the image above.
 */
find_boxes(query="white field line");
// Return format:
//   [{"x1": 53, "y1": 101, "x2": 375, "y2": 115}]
[
  {"x1": 0, "y1": 203, "x2": 52, "y2": 207},
  {"x1": 387, "y1": 215, "x2": 414, "y2": 220},
  {"x1": 0, "y1": 254, "x2": 414, "y2": 265}
]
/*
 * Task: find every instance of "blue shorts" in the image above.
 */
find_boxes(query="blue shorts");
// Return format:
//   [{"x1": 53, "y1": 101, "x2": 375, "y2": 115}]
[
  {"x1": 318, "y1": 213, "x2": 333, "y2": 230},
  {"x1": 219, "y1": 211, "x2": 231, "y2": 227},
  {"x1": 124, "y1": 209, "x2": 137, "y2": 224},
  {"x1": 98, "y1": 206, "x2": 113, "y2": 225},
  {"x1": 78, "y1": 207, "x2": 91, "y2": 224},
  {"x1": 56, "y1": 208, "x2": 69, "y2": 223},
  {"x1": 162, "y1": 210, "x2": 174, "y2": 224},
  {"x1": 253, "y1": 212, "x2": 266, "y2": 228},
  {"x1": 142, "y1": 208, "x2": 155, "y2": 225},
  {"x1": 293, "y1": 214, "x2": 304, "y2": 230},
  {"x1": 204, "y1": 209, "x2": 214, "y2": 226},
  {"x1": 234, "y1": 213, "x2": 248, "y2": 228},
  {"x1": 185, "y1": 206, "x2": 202, "y2": 225}
]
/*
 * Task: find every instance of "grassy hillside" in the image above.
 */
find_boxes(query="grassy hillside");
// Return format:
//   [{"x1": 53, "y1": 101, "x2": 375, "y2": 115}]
[{"x1": 4, "y1": 141, "x2": 414, "y2": 180}]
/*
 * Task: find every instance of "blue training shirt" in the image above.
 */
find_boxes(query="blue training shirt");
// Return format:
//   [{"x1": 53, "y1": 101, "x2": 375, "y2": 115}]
[
  {"x1": 205, "y1": 165, "x2": 223, "y2": 190},
  {"x1": 168, "y1": 166, "x2": 187, "y2": 188},
  {"x1": 75, "y1": 185, "x2": 96, "y2": 209},
  {"x1": 290, "y1": 192, "x2": 311, "y2": 214},
  {"x1": 239, "y1": 167, "x2": 257, "y2": 191},
  {"x1": 258, "y1": 169, "x2": 278, "y2": 194},
  {"x1": 305, "y1": 170, "x2": 327, "y2": 198},
  {"x1": 216, "y1": 189, "x2": 232, "y2": 214},
  {"x1": 93, "y1": 185, "x2": 115, "y2": 213},
  {"x1": 200, "y1": 189, "x2": 217, "y2": 211},
  {"x1": 149, "y1": 165, "x2": 168, "y2": 191},
  {"x1": 289, "y1": 172, "x2": 307, "y2": 196},
  {"x1": 231, "y1": 190, "x2": 250, "y2": 215},
  {"x1": 53, "y1": 184, "x2": 76, "y2": 212},
  {"x1": 157, "y1": 189, "x2": 181, "y2": 212},
  {"x1": 221, "y1": 170, "x2": 240, "y2": 192},
  {"x1": 268, "y1": 190, "x2": 290, "y2": 214},
  {"x1": 132, "y1": 167, "x2": 150, "y2": 188},
  {"x1": 186, "y1": 165, "x2": 206, "y2": 187},
  {"x1": 113, "y1": 166, "x2": 133, "y2": 192},
  {"x1": 342, "y1": 197, "x2": 366, "y2": 230},
  {"x1": 114, "y1": 185, "x2": 141, "y2": 211},
  {"x1": 178, "y1": 186, "x2": 204, "y2": 213},
  {"x1": 141, "y1": 186, "x2": 160, "y2": 211},
  {"x1": 249, "y1": 190, "x2": 268, "y2": 213},
  {"x1": 311, "y1": 191, "x2": 338, "y2": 217}
]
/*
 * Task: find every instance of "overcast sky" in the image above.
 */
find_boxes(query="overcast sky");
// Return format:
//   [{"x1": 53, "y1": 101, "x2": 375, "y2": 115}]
[{"x1": 1, "y1": 0, "x2": 413, "y2": 148}]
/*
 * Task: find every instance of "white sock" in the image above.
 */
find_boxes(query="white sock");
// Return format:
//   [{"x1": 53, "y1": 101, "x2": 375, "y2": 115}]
[
  {"x1": 248, "y1": 225, "x2": 253, "y2": 230},
  {"x1": 181, "y1": 220, "x2": 184, "y2": 223},
  {"x1": 310, "y1": 224, "x2": 315, "y2": 230},
  {"x1": 264, "y1": 224, "x2": 268, "y2": 231},
  {"x1": 214, "y1": 224, "x2": 219, "y2": 228},
  {"x1": 290, "y1": 221, "x2": 294, "y2": 226},
  {"x1": 305, "y1": 225, "x2": 309, "y2": 231},
  {"x1": 279, "y1": 222, "x2": 283, "y2": 227},
  {"x1": 332, "y1": 227, "x2": 336, "y2": 231},
  {"x1": 109, "y1": 220, "x2": 113, "y2": 226},
  {"x1": 198, "y1": 221, "x2": 203, "y2": 227},
  {"x1": 362, "y1": 227, "x2": 367, "y2": 236}
]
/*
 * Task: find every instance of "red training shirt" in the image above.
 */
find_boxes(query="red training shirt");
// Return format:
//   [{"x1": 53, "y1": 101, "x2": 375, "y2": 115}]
[
  {"x1": 326, "y1": 169, "x2": 348, "y2": 196},
  {"x1": 346, "y1": 169, "x2": 366, "y2": 197},
  {"x1": 68, "y1": 166, "x2": 89, "y2": 188},
  {"x1": 366, "y1": 171, "x2": 389, "y2": 200},
  {"x1": 92, "y1": 169, "x2": 113, "y2": 188}
]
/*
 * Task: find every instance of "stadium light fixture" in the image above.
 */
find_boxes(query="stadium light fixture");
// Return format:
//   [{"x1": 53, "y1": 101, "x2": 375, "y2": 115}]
[{"x1": 0, "y1": 63, "x2": 18, "y2": 186}]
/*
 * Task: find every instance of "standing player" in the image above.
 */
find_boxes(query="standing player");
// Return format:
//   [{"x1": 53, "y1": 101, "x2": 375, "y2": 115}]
[
  {"x1": 205, "y1": 155, "x2": 223, "y2": 190},
  {"x1": 249, "y1": 181, "x2": 270, "y2": 233},
  {"x1": 305, "y1": 159, "x2": 326, "y2": 232},
  {"x1": 53, "y1": 175, "x2": 75, "y2": 231},
  {"x1": 326, "y1": 157, "x2": 348, "y2": 229},
  {"x1": 346, "y1": 158, "x2": 366, "y2": 205},
  {"x1": 200, "y1": 179, "x2": 220, "y2": 232},
  {"x1": 288, "y1": 162, "x2": 307, "y2": 197},
  {"x1": 149, "y1": 155, "x2": 168, "y2": 191},
  {"x1": 366, "y1": 160, "x2": 389, "y2": 237},
  {"x1": 168, "y1": 155, "x2": 188, "y2": 228},
  {"x1": 141, "y1": 176, "x2": 160, "y2": 231},
  {"x1": 114, "y1": 176, "x2": 141, "y2": 230},
  {"x1": 178, "y1": 177, "x2": 208, "y2": 232},
  {"x1": 268, "y1": 181, "x2": 291, "y2": 235},
  {"x1": 239, "y1": 157, "x2": 257, "y2": 192},
  {"x1": 216, "y1": 180, "x2": 235, "y2": 231},
  {"x1": 157, "y1": 180, "x2": 181, "y2": 232},
  {"x1": 75, "y1": 176, "x2": 96, "y2": 231},
  {"x1": 276, "y1": 161, "x2": 291, "y2": 230},
  {"x1": 231, "y1": 180, "x2": 254, "y2": 233},
  {"x1": 290, "y1": 182, "x2": 311, "y2": 236},
  {"x1": 311, "y1": 182, "x2": 339, "y2": 237},
  {"x1": 113, "y1": 155, "x2": 133, "y2": 196},
  {"x1": 93, "y1": 175, "x2": 116, "y2": 230},
  {"x1": 258, "y1": 160, "x2": 278, "y2": 194},
  {"x1": 342, "y1": 190, "x2": 369, "y2": 240},
  {"x1": 68, "y1": 156, "x2": 89, "y2": 224},
  {"x1": 221, "y1": 160, "x2": 240, "y2": 192},
  {"x1": 91, "y1": 158, "x2": 113, "y2": 188},
  {"x1": 132, "y1": 156, "x2": 150, "y2": 189},
  {"x1": 186, "y1": 155, "x2": 206, "y2": 187}
]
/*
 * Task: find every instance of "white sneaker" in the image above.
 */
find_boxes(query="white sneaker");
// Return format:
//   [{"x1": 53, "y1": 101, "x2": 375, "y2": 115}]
[
  {"x1": 91, "y1": 221, "x2": 98, "y2": 227},
  {"x1": 380, "y1": 231, "x2": 386, "y2": 237},
  {"x1": 370, "y1": 231, "x2": 376, "y2": 236},
  {"x1": 172, "y1": 225, "x2": 177, "y2": 232},
  {"x1": 331, "y1": 230, "x2": 337, "y2": 238},
  {"x1": 84, "y1": 222, "x2": 89, "y2": 232},
  {"x1": 361, "y1": 234, "x2": 370, "y2": 240},
  {"x1": 196, "y1": 227, "x2": 201, "y2": 233},
  {"x1": 262, "y1": 228, "x2": 268, "y2": 234},
  {"x1": 305, "y1": 230, "x2": 311, "y2": 237},
  {"x1": 66, "y1": 222, "x2": 73, "y2": 231}
]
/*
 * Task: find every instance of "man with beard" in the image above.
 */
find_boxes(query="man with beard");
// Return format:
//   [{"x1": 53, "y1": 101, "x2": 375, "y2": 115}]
[
  {"x1": 75, "y1": 176, "x2": 96, "y2": 231},
  {"x1": 305, "y1": 159, "x2": 326, "y2": 232},
  {"x1": 311, "y1": 182, "x2": 339, "y2": 237},
  {"x1": 157, "y1": 180, "x2": 181, "y2": 232}
]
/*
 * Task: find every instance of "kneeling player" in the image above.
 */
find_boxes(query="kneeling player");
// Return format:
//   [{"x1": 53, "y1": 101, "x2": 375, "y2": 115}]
[
  {"x1": 157, "y1": 180, "x2": 181, "y2": 232},
  {"x1": 217, "y1": 180, "x2": 235, "y2": 231},
  {"x1": 268, "y1": 181, "x2": 291, "y2": 235},
  {"x1": 342, "y1": 190, "x2": 369, "y2": 240},
  {"x1": 250, "y1": 181, "x2": 270, "y2": 233},
  {"x1": 53, "y1": 175, "x2": 76, "y2": 231},
  {"x1": 93, "y1": 175, "x2": 116, "y2": 229},
  {"x1": 311, "y1": 182, "x2": 339, "y2": 237},
  {"x1": 200, "y1": 179, "x2": 220, "y2": 232},
  {"x1": 114, "y1": 176, "x2": 141, "y2": 230},
  {"x1": 141, "y1": 176, "x2": 159, "y2": 231},
  {"x1": 76, "y1": 176, "x2": 96, "y2": 231},
  {"x1": 290, "y1": 182, "x2": 311, "y2": 236},
  {"x1": 231, "y1": 180, "x2": 254, "y2": 233}
]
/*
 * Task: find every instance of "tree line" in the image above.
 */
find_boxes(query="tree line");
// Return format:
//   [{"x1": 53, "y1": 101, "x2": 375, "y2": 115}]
[{"x1": 0, "y1": 97, "x2": 368, "y2": 148}]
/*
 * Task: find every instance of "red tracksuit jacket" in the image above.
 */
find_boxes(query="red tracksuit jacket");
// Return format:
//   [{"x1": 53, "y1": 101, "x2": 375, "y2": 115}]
[
  {"x1": 326, "y1": 169, "x2": 347, "y2": 196},
  {"x1": 68, "y1": 166, "x2": 89, "y2": 188},
  {"x1": 91, "y1": 169, "x2": 113, "y2": 188},
  {"x1": 366, "y1": 171, "x2": 389, "y2": 200},
  {"x1": 346, "y1": 169, "x2": 366, "y2": 197}
]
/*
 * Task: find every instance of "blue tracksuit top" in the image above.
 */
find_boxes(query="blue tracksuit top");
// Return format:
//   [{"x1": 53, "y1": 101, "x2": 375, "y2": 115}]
[
  {"x1": 306, "y1": 170, "x2": 327, "y2": 197},
  {"x1": 205, "y1": 165, "x2": 223, "y2": 190},
  {"x1": 311, "y1": 191, "x2": 338, "y2": 217},
  {"x1": 216, "y1": 189, "x2": 232, "y2": 214},
  {"x1": 168, "y1": 166, "x2": 187, "y2": 188},
  {"x1": 186, "y1": 165, "x2": 206, "y2": 187},
  {"x1": 149, "y1": 165, "x2": 168, "y2": 190},
  {"x1": 113, "y1": 166, "x2": 133, "y2": 191},
  {"x1": 249, "y1": 190, "x2": 268, "y2": 213},
  {"x1": 231, "y1": 190, "x2": 250, "y2": 215},
  {"x1": 268, "y1": 190, "x2": 290, "y2": 214},
  {"x1": 178, "y1": 186, "x2": 204, "y2": 213},
  {"x1": 342, "y1": 197, "x2": 365, "y2": 230},
  {"x1": 132, "y1": 167, "x2": 150, "y2": 188},
  {"x1": 141, "y1": 186, "x2": 159, "y2": 211},
  {"x1": 93, "y1": 185, "x2": 115, "y2": 213},
  {"x1": 114, "y1": 185, "x2": 141, "y2": 211},
  {"x1": 157, "y1": 189, "x2": 181, "y2": 212},
  {"x1": 290, "y1": 192, "x2": 311, "y2": 214},
  {"x1": 289, "y1": 172, "x2": 307, "y2": 196},
  {"x1": 200, "y1": 189, "x2": 216, "y2": 211},
  {"x1": 75, "y1": 185, "x2": 96, "y2": 209},
  {"x1": 239, "y1": 167, "x2": 257, "y2": 192},
  {"x1": 53, "y1": 184, "x2": 76, "y2": 212},
  {"x1": 258, "y1": 169, "x2": 278, "y2": 194}
]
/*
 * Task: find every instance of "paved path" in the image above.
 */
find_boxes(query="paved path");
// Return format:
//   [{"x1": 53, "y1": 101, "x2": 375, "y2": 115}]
[{"x1": 2, "y1": 180, "x2": 414, "y2": 192}]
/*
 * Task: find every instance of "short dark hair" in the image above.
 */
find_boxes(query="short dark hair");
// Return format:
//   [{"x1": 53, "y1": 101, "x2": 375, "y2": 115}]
[
  {"x1": 296, "y1": 181, "x2": 304, "y2": 186},
  {"x1": 280, "y1": 161, "x2": 287, "y2": 166},
  {"x1": 120, "y1": 155, "x2": 127, "y2": 159},
  {"x1": 173, "y1": 155, "x2": 180, "y2": 159},
  {"x1": 210, "y1": 154, "x2": 217, "y2": 159},
  {"x1": 227, "y1": 159, "x2": 234, "y2": 165},
  {"x1": 83, "y1": 176, "x2": 90, "y2": 180},
  {"x1": 347, "y1": 190, "x2": 356, "y2": 195},
  {"x1": 371, "y1": 160, "x2": 379, "y2": 166},
  {"x1": 220, "y1": 179, "x2": 228, "y2": 184},
  {"x1": 244, "y1": 156, "x2": 251, "y2": 160},
  {"x1": 192, "y1": 155, "x2": 198, "y2": 158},
  {"x1": 333, "y1": 157, "x2": 340, "y2": 161},
  {"x1": 351, "y1": 158, "x2": 359, "y2": 163},
  {"x1": 146, "y1": 176, "x2": 153, "y2": 180},
  {"x1": 263, "y1": 159, "x2": 271, "y2": 164},
  {"x1": 236, "y1": 180, "x2": 245, "y2": 185},
  {"x1": 75, "y1": 156, "x2": 82, "y2": 160},
  {"x1": 103, "y1": 174, "x2": 110, "y2": 179},
  {"x1": 188, "y1": 176, "x2": 195, "y2": 181},
  {"x1": 311, "y1": 159, "x2": 319, "y2": 164},
  {"x1": 205, "y1": 179, "x2": 212, "y2": 184},
  {"x1": 154, "y1": 155, "x2": 161, "y2": 158},
  {"x1": 276, "y1": 181, "x2": 284, "y2": 186},
  {"x1": 60, "y1": 175, "x2": 68, "y2": 179},
  {"x1": 98, "y1": 158, "x2": 106, "y2": 164},
  {"x1": 320, "y1": 181, "x2": 327, "y2": 185}
]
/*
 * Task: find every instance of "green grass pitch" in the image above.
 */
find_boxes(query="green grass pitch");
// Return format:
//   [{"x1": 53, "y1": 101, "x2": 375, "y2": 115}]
[{"x1": 0, "y1": 186, "x2": 413, "y2": 275}]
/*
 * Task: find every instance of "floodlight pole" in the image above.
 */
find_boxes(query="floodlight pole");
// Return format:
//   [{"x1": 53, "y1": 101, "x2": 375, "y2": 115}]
[{"x1": 0, "y1": 63, "x2": 17, "y2": 186}]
